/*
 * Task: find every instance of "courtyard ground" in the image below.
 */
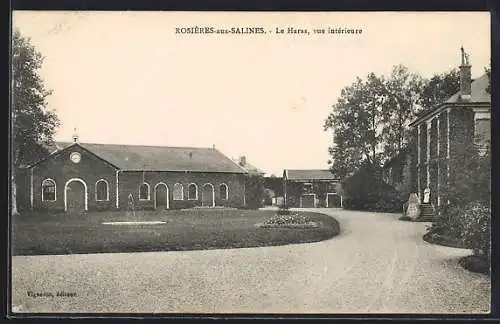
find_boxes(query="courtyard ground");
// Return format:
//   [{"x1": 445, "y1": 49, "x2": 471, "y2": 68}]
[
  {"x1": 12, "y1": 209, "x2": 339, "y2": 255},
  {"x1": 11, "y1": 208, "x2": 490, "y2": 314}
]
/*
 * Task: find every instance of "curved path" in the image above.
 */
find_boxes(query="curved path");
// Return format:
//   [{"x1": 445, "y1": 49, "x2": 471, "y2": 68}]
[{"x1": 12, "y1": 209, "x2": 490, "y2": 314}]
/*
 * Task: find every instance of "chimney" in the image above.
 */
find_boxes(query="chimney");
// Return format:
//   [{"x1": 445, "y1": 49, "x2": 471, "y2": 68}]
[
  {"x1": 239, "y1": 156, "x2": 246, "y2": 166},
  {"x1": 72, "y1": 128, "x2": 79, "y2": 143},
  {"x1": 459, "y1": 46, "x2": 472, "y2": 101}
]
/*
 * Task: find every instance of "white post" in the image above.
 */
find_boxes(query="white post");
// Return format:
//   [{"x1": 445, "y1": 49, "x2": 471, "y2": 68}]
[
  {"x1": 243, "y1": 181, "x2": 246, "y2": 207},
  {"x1": 115, "y1": 170, "x2": 119, "y2": 209},
  {"x1": 340, "y1": 195, "x2": 343, "y2": 208}
]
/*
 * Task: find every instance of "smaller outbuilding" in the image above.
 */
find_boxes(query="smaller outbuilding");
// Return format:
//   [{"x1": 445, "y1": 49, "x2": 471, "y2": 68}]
[{"x1": 283, "y1": 169, "x2": 342, "y2": 208}]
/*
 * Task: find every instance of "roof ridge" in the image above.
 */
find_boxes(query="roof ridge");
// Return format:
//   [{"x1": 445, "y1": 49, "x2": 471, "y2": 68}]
[
  {"x1": 56, "y1": 141, "x2": 215, "y2": 150},
  {"x1": 286, "y1": 168, "x2": 331, "y2": 171}
]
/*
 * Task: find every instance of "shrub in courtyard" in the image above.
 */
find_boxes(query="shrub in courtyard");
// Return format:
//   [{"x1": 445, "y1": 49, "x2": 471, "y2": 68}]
[
  {"x1": 342, "y1": 164, "x2": 403, "y2": 212},
  {"x1": 426, "y1": 141, "x2": 490, "y2": 254},
  {"x1": 447, "y1": 140, "x2": 490, "y2": 206},
  {"x1": 245, "y1": 175, "x2": 265, "y2": 209},
  {"x1": 427, "y1": 204, "x2": 463, "y2": 237},
  {"x1": 455, "y1": 201, "x2": 491, "y2": 262}
]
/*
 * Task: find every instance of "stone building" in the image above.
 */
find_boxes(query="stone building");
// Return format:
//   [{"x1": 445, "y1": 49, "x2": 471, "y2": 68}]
[
  {"x1": 18, "y1": 136, "x2": 249, "y2": 213},
  {"x1": 283, "y1": 169, "x2": 342, "y2": 208},
  {"x1": 408, "y1": 48, "x2": 491, "y2": 208}
]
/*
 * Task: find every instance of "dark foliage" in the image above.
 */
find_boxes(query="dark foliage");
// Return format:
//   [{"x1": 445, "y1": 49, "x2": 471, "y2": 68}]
[
  {"x1": 244, "y1": 175, "x2": 265, "y2": 209},
  {"x1": 342, "y1": 163, "x2": 403, "y2": 212}
]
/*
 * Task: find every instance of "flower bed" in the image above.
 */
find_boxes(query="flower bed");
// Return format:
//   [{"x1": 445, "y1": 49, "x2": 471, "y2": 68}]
[{"x1": 255, "y1": 213, "x2": 320, "y2": 229}]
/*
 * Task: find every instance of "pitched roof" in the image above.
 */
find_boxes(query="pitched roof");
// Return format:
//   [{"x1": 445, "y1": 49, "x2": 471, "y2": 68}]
[
  {"x1": 232, "y1": 159, "x2": 265, "y2": 176},
  {"x1": 409, "y1": 73, "x2": 491, "y2": 127},
  {"x1": 285, "y1": 169, "x2": 339, "y2": 181},
  {"x1": 445, "y1": 73, "x2": 490, "y2": 104},
  {"x1": 49, "y1": 142, "x2": 248, "y2": 173}
]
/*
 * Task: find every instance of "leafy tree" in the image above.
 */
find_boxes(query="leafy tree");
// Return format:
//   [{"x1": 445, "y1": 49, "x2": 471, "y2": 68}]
[
  {"x1": 418, "y1": 69, "x2": 460, "y2": 112},
  {"x1": 381, "y1": 65, "x2": 424, "y2": 159},
  {"x1": 11, "y1": 28, "x2": 60, "y2": 215},
  {"x1": 324, "y1": 75, "x2": 386, "y2": 178},
  {"x1": 325, "y1": 66, "x2": 461, "y2": 180},
  {"x1": 244, "y1": 175, "x2": 265, "y2": 209}
]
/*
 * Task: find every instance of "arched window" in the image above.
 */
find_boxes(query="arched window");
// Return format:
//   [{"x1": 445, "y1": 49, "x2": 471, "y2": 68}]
[
  {"x1": 188, "y1": 183, "x2": 198, "y2": 200},
  {"x1": 173, "y1": 183, "x2": 184, "y2": 200},
  {"x1": 139, "y1": 183, "x2": 150, "y2": 200},
  {"x1": 42, "y1": 179, "x2": 56, "y2": 201},
  {"x1": 95, "y1": 179, "x2": 109, "y2": 201},
  {"x1": 219, "y1": 183, "x2": 228, "y2": 200}
]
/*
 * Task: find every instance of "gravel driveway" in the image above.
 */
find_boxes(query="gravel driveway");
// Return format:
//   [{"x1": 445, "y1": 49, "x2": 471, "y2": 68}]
[{"x1": 11, "y1": 209, "x2": 490, "y2": 314}]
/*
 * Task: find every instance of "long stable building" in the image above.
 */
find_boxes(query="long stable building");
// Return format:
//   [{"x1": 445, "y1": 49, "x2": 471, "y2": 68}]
[{"x1": 18, "y1": 137, "x2": 250, "y2": 213}]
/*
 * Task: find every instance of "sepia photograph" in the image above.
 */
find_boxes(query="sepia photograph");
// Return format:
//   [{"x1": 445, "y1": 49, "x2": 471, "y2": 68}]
[{"x1": 10, "y1": 11, "x2": 491, "y2": 315}]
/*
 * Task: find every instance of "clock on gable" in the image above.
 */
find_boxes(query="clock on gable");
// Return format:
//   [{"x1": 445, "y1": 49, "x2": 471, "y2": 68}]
[{"x1": 70, "y1": 152, "x2": 81, "y2": 163}]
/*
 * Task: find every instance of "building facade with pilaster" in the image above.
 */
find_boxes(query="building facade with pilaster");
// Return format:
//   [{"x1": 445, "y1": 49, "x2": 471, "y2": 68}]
[{"x1": 408, "y1": 48, "x2": 491, "y2": 208}]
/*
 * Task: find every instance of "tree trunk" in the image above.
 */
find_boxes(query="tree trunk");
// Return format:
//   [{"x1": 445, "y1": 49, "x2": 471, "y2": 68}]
[
  {"x1": 11, "y1": 168, "x2": 19, "y2": 216},
  {"x1": 11, "y1": 145, "x2": 20, "y2": 216}
]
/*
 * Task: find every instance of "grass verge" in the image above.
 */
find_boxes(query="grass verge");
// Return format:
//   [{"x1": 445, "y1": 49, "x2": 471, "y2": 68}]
[{"x1": 13, "y1": 209, "x2": 340, "y2": 256}]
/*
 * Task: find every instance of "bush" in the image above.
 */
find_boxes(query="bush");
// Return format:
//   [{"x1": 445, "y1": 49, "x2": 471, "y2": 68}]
[
  {"x1": 459, "y1": 255, "x2": 490, "y2": 275},
  {"x1": 456, "y1": 201, "x2": 491, "y2": 261},
  {"x1": 342, "y1": 164, "x2": 404, "y2": 212},
  {"x1": 447, "y1": 140, "x2": 490, "y2": 206},
  {"x1": 426, "y1": 201, "x2": 490, "y2": 260},
  {"x1": 372, "y1": 198, "x2": 404, "y2": 213},
  {"x1": 427, "y1": 204, "x2": 463, "y2": 237},
  {"x1": 245, "y1": 175, "x2": 265, "y2": 209}
]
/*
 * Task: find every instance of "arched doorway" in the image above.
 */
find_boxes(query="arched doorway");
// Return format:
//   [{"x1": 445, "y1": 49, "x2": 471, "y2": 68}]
[
  {"x1": 154, "y1": 183, "x2": 169, "y2": 209},
  {"x1": 64, "y1": 178, "x2": 88, "y2": 214},
  {"x1": 201, "y1": 183, "x2": 215, "y2": 207}
]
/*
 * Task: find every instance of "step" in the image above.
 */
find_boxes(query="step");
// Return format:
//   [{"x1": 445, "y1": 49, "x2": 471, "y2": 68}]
[{"x1": 418, "y1": 203, "x2": 435, "y2": 221}]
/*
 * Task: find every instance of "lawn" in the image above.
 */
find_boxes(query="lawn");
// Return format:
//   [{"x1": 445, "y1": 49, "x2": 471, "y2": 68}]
[{"x1": 12, "y1": 209, "x2": 340, "y2": 256}]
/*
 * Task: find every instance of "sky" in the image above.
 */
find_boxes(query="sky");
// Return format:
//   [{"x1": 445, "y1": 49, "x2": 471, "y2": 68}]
[{"x1": 12, "y1": 11, "x2": 490, "y2": 176}]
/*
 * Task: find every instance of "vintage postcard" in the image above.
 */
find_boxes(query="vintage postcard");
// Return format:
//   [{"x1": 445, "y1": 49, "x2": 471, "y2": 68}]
[{"x1": 10, "y1": 11, "x2": 491, "y2": 315}]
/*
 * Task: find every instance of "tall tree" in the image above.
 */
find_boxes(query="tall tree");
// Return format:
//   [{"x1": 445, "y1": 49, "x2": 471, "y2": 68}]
[
  {"x1": 324, "y1": 74, "x2": 386, "y2": 178},
  {"x1": 381, "y1": 65, "x2": 424, "y2": 159},
  {"x1": 325, "y1": 66, "x2": 460, "y2": 180},
  {"x1": 11, "y1": 28, "x2": 60, "y2": 215},
  {"x1": 418, "y1": 69, "x2": 460, "y2": 112}
]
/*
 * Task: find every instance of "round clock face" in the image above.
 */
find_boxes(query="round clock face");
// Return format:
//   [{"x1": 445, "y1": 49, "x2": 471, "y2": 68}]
[{"x1": 70, "y1": 152, "x2": 81, "y2": 163}]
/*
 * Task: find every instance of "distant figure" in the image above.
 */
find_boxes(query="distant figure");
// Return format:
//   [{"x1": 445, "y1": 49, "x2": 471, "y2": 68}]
[
  {"x1": 423, "y1": 188, "x2": 431, "y2": 204},
  {"x1": 128, "y1": 194, "x2": 134, "y2": 209},
  {"x1": 127, "y1": 193, "x2": 136, "y2": 219}
]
